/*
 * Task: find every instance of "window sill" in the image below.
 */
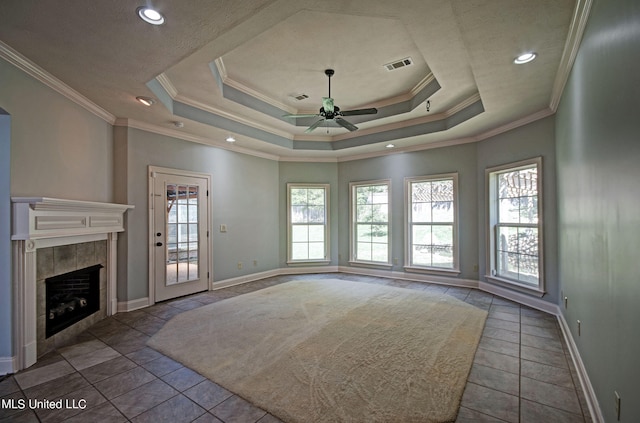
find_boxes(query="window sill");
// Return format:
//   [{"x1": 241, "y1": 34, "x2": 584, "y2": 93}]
[
  {"x1": 484, "y1": 275, "x2": 545, "y2": 298},
  {"x1": 404, "y1": 266, "x2": 461, "y2": 277},
  {"x1": 287, "y1": 260, "x2": 331, "y2": 266},
  {"x1": 348, "y1": 261, "x2": 393, "y2": 270}
]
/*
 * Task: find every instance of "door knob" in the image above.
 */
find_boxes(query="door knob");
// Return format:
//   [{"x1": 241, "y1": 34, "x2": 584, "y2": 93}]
[{"x1": 156, "y1": 242, "x2": 163, "y2": 247}]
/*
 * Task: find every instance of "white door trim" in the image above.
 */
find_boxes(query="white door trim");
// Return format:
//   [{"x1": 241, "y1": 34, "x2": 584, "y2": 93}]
[{"x1": 148, "y1": 166, "x2": 212, "y2": 305}]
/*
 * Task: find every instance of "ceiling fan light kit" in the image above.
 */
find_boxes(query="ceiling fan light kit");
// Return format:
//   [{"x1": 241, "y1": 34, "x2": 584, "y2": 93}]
[{"x1": 284, "y1": 69, "x2": 378, "y2": 133}]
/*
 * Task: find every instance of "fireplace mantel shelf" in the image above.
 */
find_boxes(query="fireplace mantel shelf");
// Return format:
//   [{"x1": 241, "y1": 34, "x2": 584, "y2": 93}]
[{"x1": 12, "y1": 197, "x2": 134, "y2": 240}]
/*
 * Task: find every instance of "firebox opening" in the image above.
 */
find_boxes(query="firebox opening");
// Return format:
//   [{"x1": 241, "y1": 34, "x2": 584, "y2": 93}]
[{"x1": 45, "y1": 264, "x2": 102, "y2": 338}]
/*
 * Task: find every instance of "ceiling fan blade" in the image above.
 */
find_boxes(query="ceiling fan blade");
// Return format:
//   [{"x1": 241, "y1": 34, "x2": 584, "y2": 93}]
[
  {"x1": 335, "y1": 117, "x2": 358, "y2": 132},
  {"x1": 322, "y1": 97, "x2": 334, "y2": 114},
  {"x1": 304, "y1": 118, "x2": 326, "y2": 133},
  {"x1": 339, "y1": 107, "x2": 378, "y2": 116},
  {"x1": 283, "y1": 113, "x2": 320, "y2": 118}
]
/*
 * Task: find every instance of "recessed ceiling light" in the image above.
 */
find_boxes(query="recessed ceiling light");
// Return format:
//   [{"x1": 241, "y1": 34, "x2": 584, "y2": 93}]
[
  {"x1": 137, "y1": 7, "x2": 165, "y2": 25},
  {"x1": 386, "y1": 144, "x2": 395, "y2": 149},
  {"x1": 514, "y1": 52, "x2": 537, "y2": 64},
  {"x1": 136, "y1": 96, "x2": 155, "y2": 106},
  {"x1": 226, "y1": 136, "x2": 236, "y2": 143}
]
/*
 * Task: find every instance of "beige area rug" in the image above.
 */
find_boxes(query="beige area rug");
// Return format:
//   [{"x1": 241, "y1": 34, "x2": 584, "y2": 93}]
[{"x1": 148, "y1": 279, "x2": 488, "y2": 423}]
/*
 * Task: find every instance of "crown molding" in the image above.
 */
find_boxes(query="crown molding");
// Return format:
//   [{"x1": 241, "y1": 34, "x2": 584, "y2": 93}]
[
  {"x1": 155, "y1": 73, "x2": 178, "y2": 98},
  {"x1": 0, "y1": 40, "x2": 116, "y2": 124},
  {"x1": 335, "y1": 107, "x2": 554, "y2": 163},
  {"x1": 550, "y1": 0, "x2": 593, "y2": 111},
  {"x1": 213, "y1": 58, "x2": 296, "y2": 114},
  {"x1": 114, "y1": 118, "x2": 280, "y2": 161}
]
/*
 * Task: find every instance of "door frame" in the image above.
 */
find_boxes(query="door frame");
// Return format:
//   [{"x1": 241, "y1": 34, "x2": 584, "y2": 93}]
[{"x1": 148, "y1": 165, "x2": 212, "y2": 305}]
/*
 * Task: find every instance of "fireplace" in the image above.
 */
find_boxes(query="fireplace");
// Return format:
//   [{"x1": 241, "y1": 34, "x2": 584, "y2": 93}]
[
  {"x1": 11, "y1": 197, "x2": 134, "y2": 371},
  {"x1": 46, "y1": 264, "x2": 102, "y2": 338}
]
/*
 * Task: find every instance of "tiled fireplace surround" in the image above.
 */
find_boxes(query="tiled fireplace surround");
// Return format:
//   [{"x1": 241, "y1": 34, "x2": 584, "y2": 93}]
[
  {"x1": 36, "y1": 240, "x2": 108, "y2": 356},
  {"x1": 11, "y1": 197, "x2": 133, "y2": 372}
]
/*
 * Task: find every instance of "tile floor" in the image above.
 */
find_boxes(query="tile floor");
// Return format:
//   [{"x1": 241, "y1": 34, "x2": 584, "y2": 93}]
[{"x1": 0, "y1": 273, "x2": 592, "y2": 423}]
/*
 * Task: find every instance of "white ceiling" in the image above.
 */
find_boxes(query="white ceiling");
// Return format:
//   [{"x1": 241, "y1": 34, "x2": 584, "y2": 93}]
[{"x1": 0, "y1": 0, "x2": 584, "y2": 160}]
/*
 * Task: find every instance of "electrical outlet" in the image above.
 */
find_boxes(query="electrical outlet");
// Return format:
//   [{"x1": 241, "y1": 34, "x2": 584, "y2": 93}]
[
  {"x1": 473, "y1": 264, "x2": 479, "y2": 272},
  {"x1": 237, "y1": 262, "x2": 243, "y2": 270},
  {"x1": 220, "y1": 224, "x2": 227, "y2": 232},
  {"x1": 577, "y1": 320, "x2": 581, "y2": 336},
  {"x1": 615, "y1": 391, "x2": 621, "y2": 420},
  {"x1": 253, "y1": 260, "x2": 257, "y2": 267},
  {"x1": 393, "y1": 258, "x2": 399, "y2": 265}
]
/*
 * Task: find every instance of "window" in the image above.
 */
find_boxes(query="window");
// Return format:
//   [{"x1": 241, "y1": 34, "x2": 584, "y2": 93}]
[
  {"x1": 287, "y1": 184, "x2": 329, "y2": 263},
  {"x1": 405, "y1": 174, "x2": 459, "y2": 273},
  {"x1": 350, "y1": 180, "x2": 391, "y2": 266},
  {"x1": 486, "y1": 158, "x2": 544, "y2": 294}
]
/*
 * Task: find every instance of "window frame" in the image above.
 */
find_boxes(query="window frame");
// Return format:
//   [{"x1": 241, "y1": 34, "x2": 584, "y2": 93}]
[
  {"x1": 404, "y1": 173, "x2": 460, "y2": 275},
  {"x1": 485, "y1": 157, "x2": 545, "y2": 296},
  {"x1": 286, "y1": 183, "x2": 330, "y2": 265},
  {"x1": 349, "y1": 179, "x2": 392, "y2": 268}
]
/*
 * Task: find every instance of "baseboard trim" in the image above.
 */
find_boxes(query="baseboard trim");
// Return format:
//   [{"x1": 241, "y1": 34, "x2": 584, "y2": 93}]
[
  {"x1": 338, "y1": 266, "x2": 479, "y2": 288},
  {"x1": 557, "y1": 313, "x2": 604, "y2": 423},
  {"x1": 478, "y1": 281, "x2": 560, "y2": 315},
  {"x1": 0, "y1": 355, "x2": 16, "y2": 375},
  {"x1": 117, "y1": 297, "x2": 150, "y2": 313}
]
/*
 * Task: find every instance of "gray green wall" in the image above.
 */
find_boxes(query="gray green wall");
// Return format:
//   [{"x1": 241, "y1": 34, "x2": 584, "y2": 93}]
[
  {"x1": 556, "y1": 0, "x2": 640, "y2": 421},
  {"x1": 337, "y1": 143, "x2": 480, "y2": 278},
  {"x1": 1, "y1": 56, "x2": 114, "y2": 367},
  {"x1": 115, "y1": 127, "x2": 281, "y2": 301},
  {"x1": 0, "y1": 58, "x2": 113, "y2": 202},
  {"x1": 278, "y1": 162, "x2": 339, "y2": 267},
  {"x1": 477, "y1": 117, "x2": 559, "y2": 304},
  {"x1": 0, "y1": 109, "x2": 11, "y2": 361}
]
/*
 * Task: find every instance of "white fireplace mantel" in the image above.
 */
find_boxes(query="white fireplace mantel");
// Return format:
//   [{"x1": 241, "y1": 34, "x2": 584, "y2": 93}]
[
  {"x1": 12, "y1": 197, "x2": 133, "y2": 241},
  {"x1": 11, "y1": 197, "x2": 134, "y2": 371}
]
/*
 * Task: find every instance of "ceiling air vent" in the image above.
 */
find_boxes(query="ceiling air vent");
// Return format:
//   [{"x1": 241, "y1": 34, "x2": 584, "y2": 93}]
[
  {"x1": 291, "y1": 94, "x2": 309, "y2": 101},
  {"x1": 384, "y1": 57, "x2": 413, "y2": 71}
]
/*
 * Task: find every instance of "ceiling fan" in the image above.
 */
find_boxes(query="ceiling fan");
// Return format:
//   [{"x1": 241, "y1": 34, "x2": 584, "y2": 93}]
[{"x1": 284, "y1": 69, "x2": 378, "y2": 133}]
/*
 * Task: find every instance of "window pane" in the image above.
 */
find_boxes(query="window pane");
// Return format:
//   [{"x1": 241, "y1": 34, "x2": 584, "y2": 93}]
[
  {"x1": 308, "y1": 206, "x2": 325, "y2": 223},
  {"x1": 412, "y1": 245, "x2": 432, "y2": 266},
  {"x1": 308, "y1": 242, "x2": 325, "y2": 259},
  {"x1": 292, "y1": 225, "x2": 308, "y2": 242},
  {"x1": 432, "y1": 245, "x2": 453, "y2": 268},
  {"x1": 188, "y1": 224, "x2": 198, "y2": 241},
  {"x1": 519, "y1": 196, "x2": 538, "y2": 223},
  {"x1": 499, "y1": 198, "x2": 520, "y2": 223},
  {"x1": 499, "y1": 172, "x2": 519, "y2": 198},
  {"x1": 371, "y1": 204, "x2": 388, "y2": 222},
  {"x1": 412, "y1": 182, "x2": 431, "y2": 202},
  {"x1": 357, "y1": 243, "x2": 372, "y2": 261},
  {"x1": 518, "y1": 255, "x2": 539, "y2": 285},
  {"x1": 432, "y1": 180, "x2": 453, "y2": 201},
  {"x1": 412, "y1": 225, "x2": 431, "y2": 245},
  {"x1": 291, "y1": 205, "x2": 307, "y2": 223},
  {"x1": 307, "y1": 189, "x2": 325, "y2": 205},
  {"x1": 371, "y1": 224, "x2": 388, "y2": 243},
  {"x1": 371, "y1": 185, "x2": 388, "y2": 203},
  {"x1": 518, "y1": 228, "x2": 538, "y2": 257},
  {"x1": 432, "y1": 225, "x2": 453, "y2": 245},
  {"x1": 308, "y1": 225, "x2": 324, "y2": 242},
  {"x1": 188, "y1": 205, "x2": 198, "y2": 222},
  {"x1": 497, "y1": 226, "x2": 519, "y2": 253},
  {"x1": 290, "y1": 188, "x2": 308, "y2": 205},
  {"x1": 357, "y1": 224, "x2": 372, "y2": 242},
  {"x1": 432, "y1": 202, "x2": 454, "y2": 222},
  {"x1": 371, "y1": 243, "x2": 388, "y2": 262},
  {"x1": 357, "y1": 204, "x2": 373, "y2": 222},
  {"x1": 412, "y1": 202, "x2": 432, "y2": 222},
  {"x1": 291, "y1": 243, "x2": 308, "y2": 260},
  {"x1": 356, "y1": 186, "x2": 372, "y2": 204}
]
